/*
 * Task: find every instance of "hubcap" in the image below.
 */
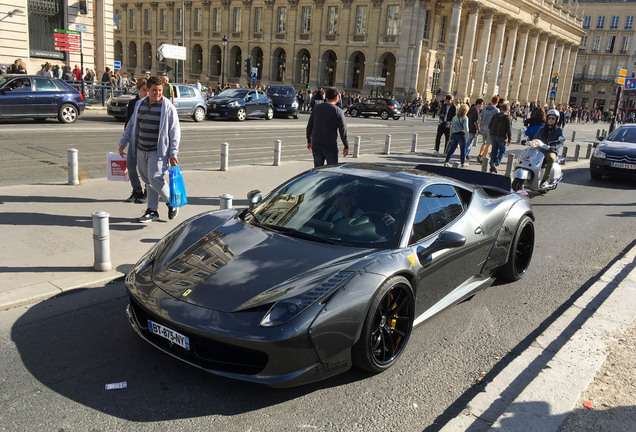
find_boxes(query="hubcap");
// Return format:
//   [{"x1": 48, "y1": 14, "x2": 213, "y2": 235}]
[{"x1": 370, "y1": 286, "x2": 413, "y2": 366}]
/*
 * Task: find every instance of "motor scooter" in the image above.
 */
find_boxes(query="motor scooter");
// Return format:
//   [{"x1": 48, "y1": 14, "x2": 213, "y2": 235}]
[{"x1": 512, "y1": 137, "x2": 566, "y2": 194}]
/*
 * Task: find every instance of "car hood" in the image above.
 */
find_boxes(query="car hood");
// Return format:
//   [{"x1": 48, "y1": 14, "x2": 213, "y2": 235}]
[
  {"x1": 207, "y1": 97, "x2": 239, "y2": 105},
  {"x1": 599, "y1": 140, "x2": 636, "y2": 157},
  {"x1": 269, "y1": 95, "x2": 295, "y2": 104},
  {"x1": 110, "y1": 94, "x2": 135, "y2": 104},
  {"x1": 150, "y1": 213, "x2": 373, "y2": 312}
]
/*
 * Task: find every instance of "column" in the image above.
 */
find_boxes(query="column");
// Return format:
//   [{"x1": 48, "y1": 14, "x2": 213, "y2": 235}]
[
  {"x1": 555, "y1": 42, "x2": 571, "y2": 105},
  {"x1": 498, "y1": 19, "x2": 518, "y2": 101},
  {"x1": 509, "y1": 23, "x2": 529, "y2": 104},
  {"x1": 472, "y1": 8, "x2": 494, "y2": 98},
  {"x1": 335, "y1": 0, "x2": 352, "y2": 88},
  {"x1": 440, "y1": 0, "x2": 464, "y2": 95},
  {"x1": 538, "y1": 36, "x2": 557, "y2": 105},
  {"x1": 184, "y1": 1, "x2": 192, "y2": 78},
  {"x1": 560, "y1": 47, "x2": 578, "y2": 107},
  {"x1": 528, "y1": 32, "x2": 548, "y2": 104},
  {"x1": 456, "y1": 1, "x2": 480, "y2": 102},
  {"x1": 518, "y1": 28, "x2": 539, "y2": 104},
  {"x1": 310, "y1": 0, "x2": 325, "y2": 88},
  {"x1": 486, "y1": 14, "x2": 506, "y2": 98},
  {"x1": 406, "y1": 2, "x2": 427, "y2": 96}
]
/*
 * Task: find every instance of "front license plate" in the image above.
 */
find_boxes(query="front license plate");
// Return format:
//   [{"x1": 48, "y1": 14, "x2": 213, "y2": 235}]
[
  {"x1": 276, "y1": 108, "x2": 286, "y2": 111},
  {"x1": 209, "y1": 112, "x2": 220, "y2": 117},
  {"x1": 148, "y1": 320, "x2": 190, "y2": 350},
  {"x1": 611, "y1": 162, "x2": 636, "y2": 170}
]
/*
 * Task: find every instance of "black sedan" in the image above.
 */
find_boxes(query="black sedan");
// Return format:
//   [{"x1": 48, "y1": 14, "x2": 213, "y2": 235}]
[
  {"x1": 590, "y1": 124, "x2": 636, "y2": 179},
  {"x1": 125, "y1": 163, "x2": 534, "y2": 387},
  {"x1": 0, "y1": 75, "x2": 85, "y2": 123},
  {"x1": 348, "y1": 97, "x2": 402, "y2": 120},
  {"x1": 206, "y1": 88, "x2": 274, "y2": 121}
]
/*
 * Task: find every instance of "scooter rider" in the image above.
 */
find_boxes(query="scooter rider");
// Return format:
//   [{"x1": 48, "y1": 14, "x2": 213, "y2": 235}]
[{"x1": 533, "y1": 109, "x2": 563, "y2": 186}]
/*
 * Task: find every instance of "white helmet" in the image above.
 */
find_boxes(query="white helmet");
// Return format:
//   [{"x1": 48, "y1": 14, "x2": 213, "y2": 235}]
[{"x1": 547, "y1": 109, "x2": 559, "y2": 118}]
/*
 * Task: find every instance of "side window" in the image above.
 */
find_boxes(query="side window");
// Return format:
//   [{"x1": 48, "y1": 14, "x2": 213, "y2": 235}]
[
  {"x1": 34, "y1": 78, "x2": 58, "y2": 92},
  {"x1": 409, "y1": 184, "x2": 465, "y2": 245},
  {"x1": 181, "y1": 86, "x2": 195, "y2": 97},
  {"x1": 8, "y1": 78, "x2": 32, "y2": 92},
  {"x1": 247, "y1": 91, "x2": 256, "y2": 100}
]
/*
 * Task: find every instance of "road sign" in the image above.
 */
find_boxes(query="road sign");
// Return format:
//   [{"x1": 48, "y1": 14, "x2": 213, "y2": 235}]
[
  {"x1": 625, "y1": 78, "x2": 636, "y2": 90},
  {"x1": 549, "y1": 90, "x2": 557, "y2": 99},
  {"x1": 157, "y1": 43, "x2": 187, "y2": 61},
  {"x1": 75, "y1": 24, "x2": 87, "y2": 32},
  {"x1": 114, "y1": 61, "x2": 121, "y2": 70},
  {"x1": 251, "y1": 67, "x2": 258, "y2": 79},
  {"x1": 53, "y1": 29, "x2": 81, "y2": 53}
]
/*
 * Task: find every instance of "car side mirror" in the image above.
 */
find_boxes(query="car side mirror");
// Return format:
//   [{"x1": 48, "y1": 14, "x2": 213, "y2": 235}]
[
  {"x1": 417, "y1": 231, "x2": 466, "y2": 266},
  {"x1": 558, "y1": 136, "x2": 566, "y2": 143},
  {"x1": 597, "y1": 136, "x2": 606, "y2": 141},
  {"x1": 247, "y1": 190, "x2": 262, "y2": 207},
  {"x1": 246, "y1": 96, "x2": 253, "y2": 102}
]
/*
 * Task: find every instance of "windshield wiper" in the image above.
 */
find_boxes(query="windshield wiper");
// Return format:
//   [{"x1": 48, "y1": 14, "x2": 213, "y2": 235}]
[{"x1": 264, "y1": 225, "x2": 338, "y2": 245}]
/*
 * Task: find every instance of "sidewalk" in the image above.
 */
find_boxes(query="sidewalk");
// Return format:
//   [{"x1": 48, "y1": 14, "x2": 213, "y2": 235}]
[{"x1": 1, "y1": 134, "x2": 633, "y2": 432}]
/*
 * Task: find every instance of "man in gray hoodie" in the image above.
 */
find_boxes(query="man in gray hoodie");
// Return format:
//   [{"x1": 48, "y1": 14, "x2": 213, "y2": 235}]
[{"x1": 477, "y1": 95, "x2": 500, "y2": 163}]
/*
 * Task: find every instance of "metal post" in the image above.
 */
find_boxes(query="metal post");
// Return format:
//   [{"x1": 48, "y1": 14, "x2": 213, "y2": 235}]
[
  {"x1": 92, "y1": 211, "x2": 112, "y2": 271},
  {"x1": 505, "y1": 153, "x2": 515, "y2": 177},
  {"x1": 221, "y1": 142, "x2": 229, "y2": 171},
  {"x1": 516, "y1": 129, "x2": 522, "y2": 143},
  {"x1": 220, "y1": 193, "x2": 233, "y2": 209},
  {"x1": 354, "y1": 136, "x2": 361, "y2": 158},
  {"x1": 384, "y1": 134, "x2": 391, "y2": 154},
  {"x1": 571, "y1": 130, "x2": 576, "y2": 142},
  {"x1": 411, "y1": 133, "x2": 418, "y2": 152},
  {"x1": 596, "y1": 129, "x2": 600, "y2": 138},
  {"x1": 586, "y1": 143, "x2": 593, "y2": 159},
  {"x1": 68, "y1": 148, "x2": 79, "y2": 185},
  {"x1": 273, "y1": 140, "x2": 281, "y2": 166},
  {"x1": 561, "y1": 146, "x2": 568, "y2": 163},
  {"x1": 573, "y1": 144, "x2": 581, "y2": 161},
  {"x1": 482, "y1": 156, "x2": 490, "y2": 173}
]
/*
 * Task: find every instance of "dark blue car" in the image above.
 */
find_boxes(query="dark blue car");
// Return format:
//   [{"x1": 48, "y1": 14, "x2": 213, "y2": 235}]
[
  {"x1": 0, "y1": 75, "x2": 85, "y2": 123},
  {"x1": 267, "y1": 85, "x2": 299, "y2": 119},
  {"x1": 206, "y1": 88, "x2": 273, "y2": 121}
]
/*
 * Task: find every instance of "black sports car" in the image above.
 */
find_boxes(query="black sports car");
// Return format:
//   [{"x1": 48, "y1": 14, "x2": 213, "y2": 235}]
[
  {"x1": 125, "y1": 163, "x2": 534, "y2": 387},
  {"x1": 590, "y1": 124, "x2": 636, "y2": 179}
]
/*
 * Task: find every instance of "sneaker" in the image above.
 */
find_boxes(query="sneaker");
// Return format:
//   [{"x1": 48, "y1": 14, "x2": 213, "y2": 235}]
[
  {"x1": 167, "y1": 204, "x2": 179, "y2": 220},
  {"x1": 464, "y1": 161, "x2": 469, "y2": 166},
  {"x1": 476, "y1": 155, "x2": 483, "y2": 163},
  {"x1": 125, "y1": 191, "x2": 136, "y2": 203},
  {"x1": 138, "y1": 209, "x2": 159, "y2": 223},
  {"x1": 433, "y1": 151, "x2": 440, "y2": 156},
  {"x1": 444, "y1": 162, "x2": 451, "y2": 167},
  {"x1": 134, "y1": 189, "x2": 147, "y2": 204},
  {"x1": 490, "y1": 165, "x2": 498, "y2": 174}
]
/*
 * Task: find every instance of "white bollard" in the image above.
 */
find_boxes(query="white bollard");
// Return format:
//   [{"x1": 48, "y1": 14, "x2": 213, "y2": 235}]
[
  {"x1": 411, "y1": 133, "x2": 418, "y2": 152},
  {"x1": 92, "y1": 211, "x2": 112, "y2": 271},
  {"x1": 354, "y1": 136, "x2": 361, "y2": 158},
  {"x1": 274, "y1": 140, "x2": 281, "y2": 166},
  {"x1": 220, "y1": 193, "x2": 233, "y2": 209},
  {"x1": 220, "y1": 142, "x2": 229, "y2": 171},
  {"x1": 384, "y1": 134, "x2": 391, "y2": 154},
  {"x1": 68, "y1": 148, "x2": 79, "y2": 185}
]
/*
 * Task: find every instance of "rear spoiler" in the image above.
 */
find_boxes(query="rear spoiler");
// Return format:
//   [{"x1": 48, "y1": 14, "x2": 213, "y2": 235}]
[{"x1": 414, "y1": 164, "x2": 511, "y2": 193}]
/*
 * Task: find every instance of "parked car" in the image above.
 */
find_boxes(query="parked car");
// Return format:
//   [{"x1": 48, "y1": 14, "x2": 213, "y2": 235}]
[
  {"x1": 348, "y1": 98, "x2": 402, "y2": 120},
  {"x1": 590, "y1": 124, "x2": 636, "y2": 180},
  {"x1": 0, "y1": 75, "x2": 85, "y2": 123},
  {"x1": 266, "y1": 85, "x2": 299, "y2": 118},
  {"x1": 206, "y1": 88, "x2": 274, "y2": 121},
  {"x1": 125, "y1": 163, "x2": 534, "y2": 387},
  {"x1": 107, "y1": 84, "x2": 207, "y2": 122}
]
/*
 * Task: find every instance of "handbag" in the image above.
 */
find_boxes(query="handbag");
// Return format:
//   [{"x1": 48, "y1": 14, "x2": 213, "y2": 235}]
[
  {"x1": 169, "y1": 165, "x2": 187, "y2": 208},
  {"x1": 106, "y1": 152, "x2": 129, "y2": 181}
]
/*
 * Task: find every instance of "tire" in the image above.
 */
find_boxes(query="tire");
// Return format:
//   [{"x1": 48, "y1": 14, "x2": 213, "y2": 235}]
[
  {"x1": 192, "y1": 107, "x2": 205, "y2": 122},
  {"x1": 512, "y1": 178, "x2": 525, "y2": 191},
  {"x1": 352, "y1": 275, "x2": 415, "y2": 373},
  {"x1": 58, "y1": 104, "x2": 79, "y2": 123},
  {"x1": 265, "y1": 107, "x2": 274, "y2": 120},
  {"x1": 498, "y1": 215, "x2": 534, "y2": 282},
  {"x1": 590, "y1": 169, "x2": 602, "y2": 180},
  {"x1": 380, "y1": 110, "x2": 389, "y2": 120},
  {"x1": 236, "y1": 107, "x2": 247, "y2": 122},
  {"x1": 350, "y1": 108, "x2": 359, "y2": 117},
  {"x1": 393, "y1": 116, "x2": 400, "y2": 121}
]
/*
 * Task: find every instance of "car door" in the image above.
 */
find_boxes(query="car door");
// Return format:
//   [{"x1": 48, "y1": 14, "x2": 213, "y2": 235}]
[
  {"x1": 176, "y1": 85, "x2": 196, "y2": 115},
  {"x1": 0, "y1": 77, "x2": 34, "y2": 117},
  {"x1": 409, "y1": 184, "x2": 486, "y2": 313},
  {"x1": 172, "y1": 86, "x2": 185, "y2": 116},
  {"x1": 245, "y1": 90, "x2": 259, "y2": 117},
  {"x1": 33, "y1": 77, "x2": 61, "y2": 116}
]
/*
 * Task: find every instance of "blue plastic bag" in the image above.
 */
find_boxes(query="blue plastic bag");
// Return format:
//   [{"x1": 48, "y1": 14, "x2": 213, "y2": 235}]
[{"x1": 169, "y1": 165, "x2": 187, "y2": 208}]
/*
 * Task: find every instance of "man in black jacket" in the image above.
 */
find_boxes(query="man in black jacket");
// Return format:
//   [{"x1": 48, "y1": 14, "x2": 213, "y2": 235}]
[
  {"x1": 487, "y1": 103, "x2": 512, "y2": 173},
  {"x1": 434, "y1": 94, "x2": 456, "y2": 155},
  {"x1": 306, "y1": 87, "x2": 349, "y2": 166}
]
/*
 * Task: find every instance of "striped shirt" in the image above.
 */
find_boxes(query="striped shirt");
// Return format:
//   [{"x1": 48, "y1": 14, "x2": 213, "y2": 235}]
[{"x1": 136, "y1": 98, "x2": 163, "y2": 152}]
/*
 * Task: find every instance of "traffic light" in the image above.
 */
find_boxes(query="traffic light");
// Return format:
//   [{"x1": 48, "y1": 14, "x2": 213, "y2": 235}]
[
  {"x1": 245, "y1": 58, "x2": 251, "y2": 76},
  {"x1": 79, "y1": 0, "x2": 88, "y2": 14}
]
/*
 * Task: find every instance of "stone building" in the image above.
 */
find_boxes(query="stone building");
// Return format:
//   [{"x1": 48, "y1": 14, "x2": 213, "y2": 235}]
[
  {"x1": 0, "y1": 0, "x2": 115, "y2": 78},
  {"x1": 113, "y1": 0, "x2": 585, "y2": 104},
  {"x1": 570, "y1": 0, "x2": 636, "y2": 112}
]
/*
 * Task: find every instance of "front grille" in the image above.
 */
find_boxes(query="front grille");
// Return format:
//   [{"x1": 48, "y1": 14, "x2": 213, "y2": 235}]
[
  {"x1": 130, "y1": 298, "x2": 268, "y2": 375},
  {"x1": 606, "y1": 154, "x2": 636, "y2": 164}
]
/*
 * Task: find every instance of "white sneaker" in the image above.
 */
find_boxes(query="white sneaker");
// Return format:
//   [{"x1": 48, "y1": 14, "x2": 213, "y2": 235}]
[
  {"x1": 444, "y1": 162, "x2": 451, "y2": 167},
  {"x1": 433, "y1": 151, "x2": 440, "y2": 155}
]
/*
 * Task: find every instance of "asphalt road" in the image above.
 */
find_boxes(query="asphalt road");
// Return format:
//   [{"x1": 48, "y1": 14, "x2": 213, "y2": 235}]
[{"x1": 1, "y1": 167, "x2": 634, "y2": 432}]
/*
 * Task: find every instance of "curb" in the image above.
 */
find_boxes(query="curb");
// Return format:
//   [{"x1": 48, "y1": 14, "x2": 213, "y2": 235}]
[{"x1": 440, "y1": 243, "x2": 636, "y2": 432}]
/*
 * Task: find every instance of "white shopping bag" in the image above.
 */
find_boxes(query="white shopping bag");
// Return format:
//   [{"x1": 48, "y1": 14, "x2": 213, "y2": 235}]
[{"x1": 107, "y1": 152, "x2": 129, "y2": 181}]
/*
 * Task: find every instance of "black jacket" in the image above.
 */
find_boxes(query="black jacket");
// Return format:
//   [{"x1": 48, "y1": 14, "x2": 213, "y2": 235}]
[
  {"x1": 488, "y1": 112, "x2": 512, "y2": 141},
  {"x1": 438, "y1": 103, "x2": 456, "y2": 128}
]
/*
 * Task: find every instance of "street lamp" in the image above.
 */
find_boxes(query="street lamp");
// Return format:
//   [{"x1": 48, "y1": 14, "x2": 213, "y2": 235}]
[{"x1": 221, "y1": 35, "x2": 228, "y2": 88}]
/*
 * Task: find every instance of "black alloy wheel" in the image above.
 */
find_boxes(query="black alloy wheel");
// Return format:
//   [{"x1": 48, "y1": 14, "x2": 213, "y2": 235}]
[
  {"x1": 380, "y1": 110, "x2": 390, "y2": 120},
  {"x1": 350, "y1": 108, "x2": 359, "y2": 117},
  {"x1": 499, "y1": 215, "x2": 534, "y2": 281}
]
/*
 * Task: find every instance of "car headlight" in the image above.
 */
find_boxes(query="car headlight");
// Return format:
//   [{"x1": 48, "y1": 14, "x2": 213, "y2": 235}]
[
  {"x1": 260, "y1": 272, "x2": 353, "y2": 327},
  {"x1": 228, "y1": 101, "x2": 239, "y2": 108},
  {"x1": 593, "y1": 148, "x2": 606, "y2": 159},
  {"x1": 291, "y1": 101, "x2": 298, "y2": 108}
]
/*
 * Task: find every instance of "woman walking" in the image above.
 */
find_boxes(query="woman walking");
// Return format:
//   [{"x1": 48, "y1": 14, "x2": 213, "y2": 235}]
[{"x1": 444, "y1": 103, "x2": 469, "y2": 167}]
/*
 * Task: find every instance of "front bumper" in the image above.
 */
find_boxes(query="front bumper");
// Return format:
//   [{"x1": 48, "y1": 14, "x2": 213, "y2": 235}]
[
  {"x1": 107, "y1": 104, "x2": 127, "y2": 117},
  {"x1": 273, "y1": 105, "x2": 298, "y2": 116},
  {"x1": 206, "y1": 104, "x2": 238, "y2": 119},
  {"x1": 590, "y1": 157, "x2": 636, "y2": 178}
]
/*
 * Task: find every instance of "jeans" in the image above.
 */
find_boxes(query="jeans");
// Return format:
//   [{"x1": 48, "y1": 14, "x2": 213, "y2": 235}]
[
  {"x1": 444, "y1": 133, "x2": 466, "y2": 164},
  {"x1": 490, "y1": 139, "x2": 507, "y2": 166},
  {"x1": 127, "y1": 148, "x2": 143, "y2": 194},
  {"x1": 465, "y1": 132, "x2": 477, "y2": 158},
  {"x1": 137, "y1": 149, "x2": 170, "y2": 212},
  {"x1": 312, "y1": 145, "x2": 339, "y2": 167}
]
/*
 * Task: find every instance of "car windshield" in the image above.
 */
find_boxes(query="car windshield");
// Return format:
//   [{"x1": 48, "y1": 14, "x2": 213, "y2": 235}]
[
  {"x1": 0, "y1": 76, "x2": 11, "y2": 87},
  {"x1": 249, "y1": 170, "x2": 412, "y2": 249},
  {"x1": 607, "y1": 127, "x2": 636, "y2": 144},
  {"x1": 217, "y1": 89, "x2": 250, "y2": 98},
  {"x1": 267, "y1": 87, "x2": 294, "y2": 97}
]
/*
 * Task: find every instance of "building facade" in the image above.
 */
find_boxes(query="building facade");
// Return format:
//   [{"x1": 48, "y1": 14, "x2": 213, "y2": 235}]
[
  {"x1": 570, "y1": 0, "x2": 636, "y2": 112},
  {"x1": 0, "y1": 0, "x2": 115, "y2": 79},
  {"x1": 113, "y1": 0, "x2": 585, "y2": 104}
]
